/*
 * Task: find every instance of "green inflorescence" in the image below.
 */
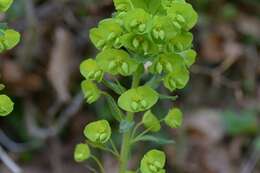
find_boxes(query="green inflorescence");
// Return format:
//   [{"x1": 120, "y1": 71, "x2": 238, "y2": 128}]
[
  {"x1": 75, "y1": 0, "x2": 198, "y2": 172},
  {"x1": 0, "y1": 0, "x2": 20, "y2": 117}
]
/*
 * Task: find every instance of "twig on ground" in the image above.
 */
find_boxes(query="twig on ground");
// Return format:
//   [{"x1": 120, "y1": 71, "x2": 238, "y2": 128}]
[
  {"x1": 0, "y1": 146, "x2": 23, "y2": 173},
  {"x1": 25, "y1": 91, "x2": 84, "y2": 139},
  {"x1": 241, "y1": 148, "x2": 260, "y2": 173}
]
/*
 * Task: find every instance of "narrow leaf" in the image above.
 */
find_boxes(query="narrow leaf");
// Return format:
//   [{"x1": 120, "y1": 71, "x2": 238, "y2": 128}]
[
  {"x1": 105, "y1": 94, "x2": 124, "y2": 121},
  {"x1": 136, "y1": 135, "x2": 175, "y2": 145}
]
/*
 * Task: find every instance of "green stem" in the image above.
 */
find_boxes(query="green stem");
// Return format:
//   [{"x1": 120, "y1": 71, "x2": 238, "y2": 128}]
[
  {"x1": 119, "y1": 68, "x2": 142, "y2": 173},
  {"x1": 110, "y1": 139, "x2": 120, "y2": 156},
  {"x1": 87, "y1": 140, "x2": 119, "y2": 158},
  {"x1": 91, "y1": 155, "x2": 105, "y2": 173}
]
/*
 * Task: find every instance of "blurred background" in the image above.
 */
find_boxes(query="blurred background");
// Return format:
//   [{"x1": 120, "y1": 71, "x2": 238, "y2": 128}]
[{"x1": 0, "y1": 0, "x2": 260, "y2": 172}]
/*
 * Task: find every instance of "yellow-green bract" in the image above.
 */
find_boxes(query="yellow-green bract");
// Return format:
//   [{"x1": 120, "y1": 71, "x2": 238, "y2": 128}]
[
  {"x1": 0, "y1": 94, "x2": 14, "y2": 116},
  {"x1": 0, "y1": 0, "x2": 13, "y2": 12},
  {"x1": 118, "y1": 85, "x2": 159, "y2": 113},
  {"x1": 164, "y1": 108, "x2": 183, "y2": 128},
  {"x1": 81, "y1": 80, "x2": 101, "y2": 104},
  {"x1": 142, "y1": 110, "x2": 161, "y2": 132},
  {"x1": 84, "y1": 120, "x2": 112, "y2": 144},
  {"x1": 140, "y1": 149, "x2": 166, "y2": 173},
  {"x1": 80, "y1": 59, "x2": 104, "y2": 82}
]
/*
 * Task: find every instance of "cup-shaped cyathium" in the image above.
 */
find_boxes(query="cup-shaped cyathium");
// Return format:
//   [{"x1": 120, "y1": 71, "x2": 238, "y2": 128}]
[
  {"x1": 84, "y1": 120, "x2": 112, "y2": 144},
  {"x1": 140, "y1": 149, "x2": 166, "y2": 173},
  {"x1": 81, "y1": 80, "x2": 101, "y2": 104},
  {"x1": 118, "y1": 85, "x2": 159, "y2": 113}
]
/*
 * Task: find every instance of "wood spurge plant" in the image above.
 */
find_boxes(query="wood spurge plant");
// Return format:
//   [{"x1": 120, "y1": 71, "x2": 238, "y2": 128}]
[
  {"x1": 75, "y1": 0, "x2": 198, "y2": 172},
  {"x1": 0, "y1": 0, "x2": 20, "y2": 117}
]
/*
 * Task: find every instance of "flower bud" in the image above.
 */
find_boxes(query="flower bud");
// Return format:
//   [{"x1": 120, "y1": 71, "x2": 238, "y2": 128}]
[
  {"x1": 133, "y1": 38, "x2": 140, "y2": 48},
  {"x1": 87, "y1": 71, "x2": 95, "y2": 79},
  {"x1": 117, "y1": 4, "x2": 127, "y2": 11},
  {"x1": 108, "y1": 61, "x2": 117, "y2": 70},
  {"x1": 173, "y1": 21, "x2": 181, "y2": 29},
  {"x1": 169, "y1": 79, "x2": 176, "y2": 89},
  {"x1": 94, "y1": 70, "x2": 103, "y2": 81},
  {"x1": 140, "y1": 100, "x2": 148, "y2": 109},
  {"x1": 97, "y1": 40, "x2": 105, "y2": 48},
  {"x1": 113, "y1": 37, "x2": 121, "y2": 48},
  {"x1": 142, "y1": 42, "x2": 149, "y2": 55},
  {"x1": 138, "y1": 23, "x2": 146, "y2": 33},
  {"x1": 107, "y1": 32, "x2": 116, "y2": 41},
  {"x1": 130, "y1": 20, "x2": 138, "y2": 27},
  {"x1": 176, "y1": 14, "x2": 186, "y2": 23},
  {"x1": 156, "y1": 62, "x2": 163, "y2": 74},
  {"x1": 158, "y1": 30, "x2": 165, "y2": 40},
  {"x1": 165, "y1": 62, "x2": 173, "y2": 72},
  {"x1": 121, "y1": 62, "x2": 129, "y2": 74},
  {"x1": 131, "y1": 101, "x2": 139, "y2": 111},
  {"x1": 152, "y1": 29, "x2": 159, "y2": 39},
  {"x1": 74, "y1": 143, "x2": 91, "y2": 162}
]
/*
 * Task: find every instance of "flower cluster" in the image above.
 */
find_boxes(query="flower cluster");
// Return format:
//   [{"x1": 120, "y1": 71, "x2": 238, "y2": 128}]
[
  {"x1": 0, "y1": 0, "x2": 20, "y2": 117},
  {"x1": 76, "y1": 0, "x2": 198, "y2": 172}
]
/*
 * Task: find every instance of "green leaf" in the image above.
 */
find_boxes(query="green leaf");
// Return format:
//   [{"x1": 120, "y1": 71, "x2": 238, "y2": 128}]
[
  {"x1": 159, "y1": 94, "x2": 178, "y2": 101},
  {"x1": 140, "y1": 149, "x2": 166, "y2": 173},
  {"x1": 118, "y1": 85, "x2": 159, "y2": 113},
  {"x1": 142, "y1": 110, "x2": 161, "y2": 132},
  {"x1": 80, "y1": 59, "x2": 103, "y2": 82},
  {"x1": 0, "y1": 94, "x2": 14, "y2": 116},
  {"x1": 119, "y1": 120, "x2": 135, "y2": 133},
  {"x1": 0, "y1": 0, "x2": 13, "y2": 12},
  {"x1": 81, "y1": 80, "x2": 101, "y2": 104},
  {"x1": 164, "y1": 108, "x2": 183, "y2": 128},
  {"x1": 84, "y1": 120, "x2": 112, "y2": 144},
  {"x1": 96, "y1": 48, "x2": 139, "y2": 76},
  {"x1": 105, "y1": 94, "x2": 124, "y2": 121},
  {"x1": 136, "y1": 135, "x2": 175, "y2": 145},
  {"x1": 74, "y1": 143, "x2": 91, "y2": 162}
]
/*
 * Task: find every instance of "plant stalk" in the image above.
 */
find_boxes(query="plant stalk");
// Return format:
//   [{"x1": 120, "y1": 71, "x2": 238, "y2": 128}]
[{"x1": 119, "y1": 68, "x2": 142, "y2": 173}]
